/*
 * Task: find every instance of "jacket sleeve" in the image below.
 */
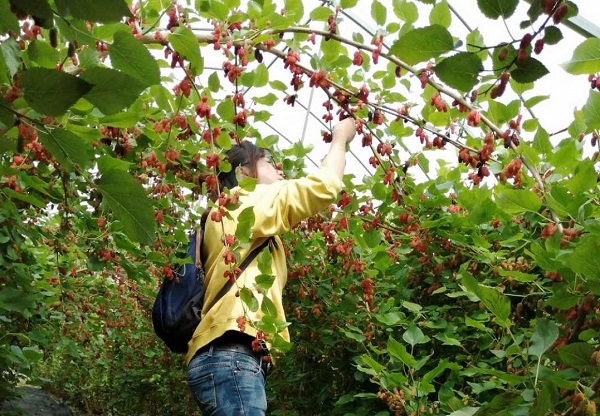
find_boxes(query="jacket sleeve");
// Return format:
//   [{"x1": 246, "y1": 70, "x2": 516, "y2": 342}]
[{"x1": 249, "y1": 166, "x2": 342, "y2": 237}]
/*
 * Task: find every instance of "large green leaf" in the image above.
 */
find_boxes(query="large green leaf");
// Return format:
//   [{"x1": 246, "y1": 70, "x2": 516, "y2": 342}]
[
  {"x1": 284, "y1": 0, "x2": 304, "y2": 22},
  {"x1": 55, "y1": 0, "x2": 131, "y2": 23},
  {"x1": 477, "y1": 0, "x2": 518, "y2": 19},
  {"x1": 462, "y1": 272, "x2": 511, "y2": 328},
  {"x1": 582, "y1": 90, "x2": 600, "y2": 130},
  {"x1": 10, "y1": 0, "x2": 53, "y2": 19},
  {"x1": 108, "y1": 31, "x2": 160, "y2": 87},
  {"x1": 473, "y1": 392, "x2": 523, "y2": 415},
  {"x1": 0, "y1": 288, "x2": 36, "y2": 316},
  {"x1": 389, "y1": 25, "x2": 453, "y2": 65},
  {"x1": 0, "y1": 96, "x2": 16, "y2": 127},
  {"x1": 168, "y1": 26, "x2": 203, "y2": 76},
  {"x1": 510, "y1": 57, "x2": 549, "y2": 84},
  {"x1": 528, "y1": 318, "x2": 558, "y2": 358},
  {"x1": 562, "y1": 38, "x2": 600, "y2": 75},
  {"x1": 568, "y1": 235, "x2": 600, "y2": 281},
  {"x1": 392, "y1": 0, "x2": 418, "y2": 23},
  {"x1": 80, "y1": 67, "x2": 146, "y2": 115},
  {"x1": 429, "y1": 1, "x2": 451, "y2": 27},
  {"x1": 195, "y1": 0, "x2": 230, "y2": 20},
  {"x1": 435, "y1": 52, "x2": 482, "y2": 92},
  {"x1": 0, "y1": 0, "x2": 19, "y2": 34},
  {"x1": 557, "y1": 343, "x2": 595, "y2": 368},
  {"x1": 26, "y1": 40, "x2": 61, "y2": 68},
  {"x1": 96, "y1": 170, "x2": 156, "y2": 245},
  {"x1": 387, "y1": 336, "x2": 417, "y2": 366},
  {"x1": 21, "y1": 68, "x2": 92, "y2": 116},
  {"x1": 38, "y1": 128, "x2": 93, "y2": 171},
  {"x1": 2, "y1": 37, "x2": 22, "y2": 77},
  {"x1": 371, "y1": 0, "x2": 387, "y2": 26},
  {"x1": 495, "y1": 189, "x2": 542, "y2": 214},
  {"x1": 530, "y1": 381, "x2": 559, "y2": 416}
]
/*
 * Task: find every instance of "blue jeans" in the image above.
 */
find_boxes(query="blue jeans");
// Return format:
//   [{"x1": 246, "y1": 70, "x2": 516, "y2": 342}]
[{"x1": 187, "y1": 345, "x2": 268, "y2": 415}]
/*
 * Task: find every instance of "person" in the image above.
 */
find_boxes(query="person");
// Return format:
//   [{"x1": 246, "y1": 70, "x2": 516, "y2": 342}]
[{"x1": 186, "y1": 117, "x2": 357, "y2": 415}]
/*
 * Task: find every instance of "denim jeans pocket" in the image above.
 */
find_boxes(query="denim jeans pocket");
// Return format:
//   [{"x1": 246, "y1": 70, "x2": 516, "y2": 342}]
[{"x1": 188, "y1": 371, "x2": 217, "y2": 411}]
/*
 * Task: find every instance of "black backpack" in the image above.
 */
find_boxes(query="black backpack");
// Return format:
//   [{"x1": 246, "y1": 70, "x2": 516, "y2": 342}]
[{"x1": 152, "y1": 229, "x2": 273, "y2": 354}]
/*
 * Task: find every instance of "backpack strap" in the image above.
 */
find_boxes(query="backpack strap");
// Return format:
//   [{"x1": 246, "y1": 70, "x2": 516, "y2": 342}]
[
  {"x1": 204, "y1": 236, "x2": 275, "y2": 312},
  {"x1": 194, "y1": 228, "x2": 202, "y2": 269}
]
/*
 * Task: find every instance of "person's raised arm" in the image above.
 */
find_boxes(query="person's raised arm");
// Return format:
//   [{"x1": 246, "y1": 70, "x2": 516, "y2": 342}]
[{"x1": 320, "y1": 118, "x2": 356, "y2": 181}]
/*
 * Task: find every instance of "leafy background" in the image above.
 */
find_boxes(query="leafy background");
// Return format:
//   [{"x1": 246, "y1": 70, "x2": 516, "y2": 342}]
[{"x1": 1, "y1": 0, "x2": 599, "y2": 415}]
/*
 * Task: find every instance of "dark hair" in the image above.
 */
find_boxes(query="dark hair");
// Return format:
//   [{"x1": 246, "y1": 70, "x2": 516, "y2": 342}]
[{"x1": 217, "y1": 141, "x2": 266, "y2": 190}]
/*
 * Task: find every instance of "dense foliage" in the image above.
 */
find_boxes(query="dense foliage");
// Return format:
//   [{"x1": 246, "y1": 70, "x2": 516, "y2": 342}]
[{"x1": 1, "y1": 0, "x2": 599, "y2": 415}]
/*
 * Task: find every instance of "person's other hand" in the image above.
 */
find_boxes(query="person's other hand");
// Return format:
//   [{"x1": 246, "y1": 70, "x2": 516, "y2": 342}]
[{"x1": 332, "y1": 118, "x2": 356, "y2": 145}]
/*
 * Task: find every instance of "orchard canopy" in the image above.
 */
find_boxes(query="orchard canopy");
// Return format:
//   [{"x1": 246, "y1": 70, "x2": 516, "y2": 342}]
[{"x1": 1, "y1": 0, "x2": 600, "y2": 415}]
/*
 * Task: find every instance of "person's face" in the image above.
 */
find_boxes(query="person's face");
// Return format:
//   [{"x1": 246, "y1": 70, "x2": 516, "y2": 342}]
[{"x1": 255, "y1": 154, "x2": 284, "y2": 185}]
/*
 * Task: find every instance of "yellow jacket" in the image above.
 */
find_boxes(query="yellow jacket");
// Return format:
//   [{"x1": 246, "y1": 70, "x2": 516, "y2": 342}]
[{"x1": 185, "y1": 166, "x2": 343, "y2": 364}]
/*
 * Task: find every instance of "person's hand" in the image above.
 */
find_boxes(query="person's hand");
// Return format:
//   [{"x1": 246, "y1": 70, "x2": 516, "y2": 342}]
[{"x1": 332, "y1": 117, "x2": 356, "y2": 145}]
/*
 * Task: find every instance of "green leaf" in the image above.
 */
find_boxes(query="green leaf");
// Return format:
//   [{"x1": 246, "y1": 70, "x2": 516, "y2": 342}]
[
  {"x1": 528, "y1": 318, "x2": 558, "y2": 358},
  {"x1": 557, "y1": 343, "x2": 595, "y2": 368},
  {"x1": 562, "y1": 38, "x2": 600, "y2": 75},
  {"x1": 108, "y1": 31, "x2": 160, "y2": 87},
  {"x1": 96, "y1": 170, "x2": 156, "y2": 245},
  {"x1": 0, "y1": 288, "x2": 36, "y2": 315},
  {"x1": 530, "y1": 381, "x2": 559, "y2": 416},
  {"x1": 239, "y1": 287, "x2": 259, "y2": 312},
  {"x1": 403, "y1": 325, "x2": 429, "y2": 347},
  {"x1": 477, "y1": 0, "x2": 518, "y2": 19},
  {"x1": 169, "y1": 26, "x2": 203, "y2": 76},
  {"x1": 341, "y1": 328, "x2": 366, "y2": 343},
  {"x1": 80, "y1": 67, "x2": 146, "y2": 115},
  {"x1": 462, "y1": 272, "x2": 511, "y2": 328},
  {"x1": 208, "y1": 71, "x2": 221, "y2": 92},
  {"x1": 564, "y1": 159, "x2": 597, "y2": 194},
  {"x1": 495, "y1": 189, "x2": 541, "y2": 214},
  {"x1": 498, "y1": 270, "x2": 537, "y2": 283},
  {"x1": 402, "y1": 301, "x2": 422, "y2": 312},
  {"x1": 2, "y1": 37, "x2": 22, "y2": 77},
  {"x1": 473, "y1": 392, "x2": 523, "y2": 415},
  {"x1": 253, "y1": 93, "x2": 278, "y2": 106},
  {"x1": 12, "y1": 0, "x2": 53, "y2": 20},
  {"x1": 435, "y1": 52, "x2": 482, "y2": 92},
  {"x1": 21, "y1": 68, "x2": 92, "y2": 116},
  {"x1": 387, "y1": 336, "x2": 417, "y2": 366},
  {"x1": 261, "y1": 295, "x2": 277, "y2": 316},
  {"x1": 392, "y1": 0, "x2": 418, "y2": 23},
  {"x1": 97, "y1": 155, "x2": 131, "y2": 172},
  {"x1": 0, "y1": 0, "x2": 19, "y2": 34},
  {"x1": 38, "y1": 128, "x2": 93, "y2": 171},
  {"x1": 568, "y1": 235, "x2": 600, "y2": 280},
  {"x1": 582, "y1": 90, "x2": 600, "y2": 130},
  {"x1": 309, "y1": 6, "x2": 333, "y2": 21},
  {"x1": 284, "y1": 0, "x2": 304, "y2": 22},
  {"x1": 0, "y1": 96, "x2": 16, "y2": 127},
  {"x1": 544, "y1": 26, "x2": 563, "y2": 45},
  {"x1": 430, "y1": 1, "x2": 451, "y2": 27},
  {"x1": 255, "y1": 273, "x2": 275, "y2": 291},
  {"x1": 511, "y1": 57, "x2": 549, "y2": 84},
  {"x1": 533, "y1": 126, "x2": 552, "y2": 153},
  {"x1": 371, "y1": 0, "x2": 386, "y2": 26},
  {"x1": 26, "y1": 40, "x2": 61, "y2": 68},
  {"x1": 55, "y1": 0, "x2": 131, "y2": 23},
  {"x1": 235, "y1": 207, "x2": 255, "y2": 242},
  {"x1": 253, "y1": 63, "x2": 269, "y2": 87},
  {"x1": 390, "y1": 25, "x2": 453, "y2": 65},
  {"x1": 195, "y1": 0, "x2": 229, "y2": 20},
  {"x1": 340, "y1": 0, "x2": 358, "y2": 8}
]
